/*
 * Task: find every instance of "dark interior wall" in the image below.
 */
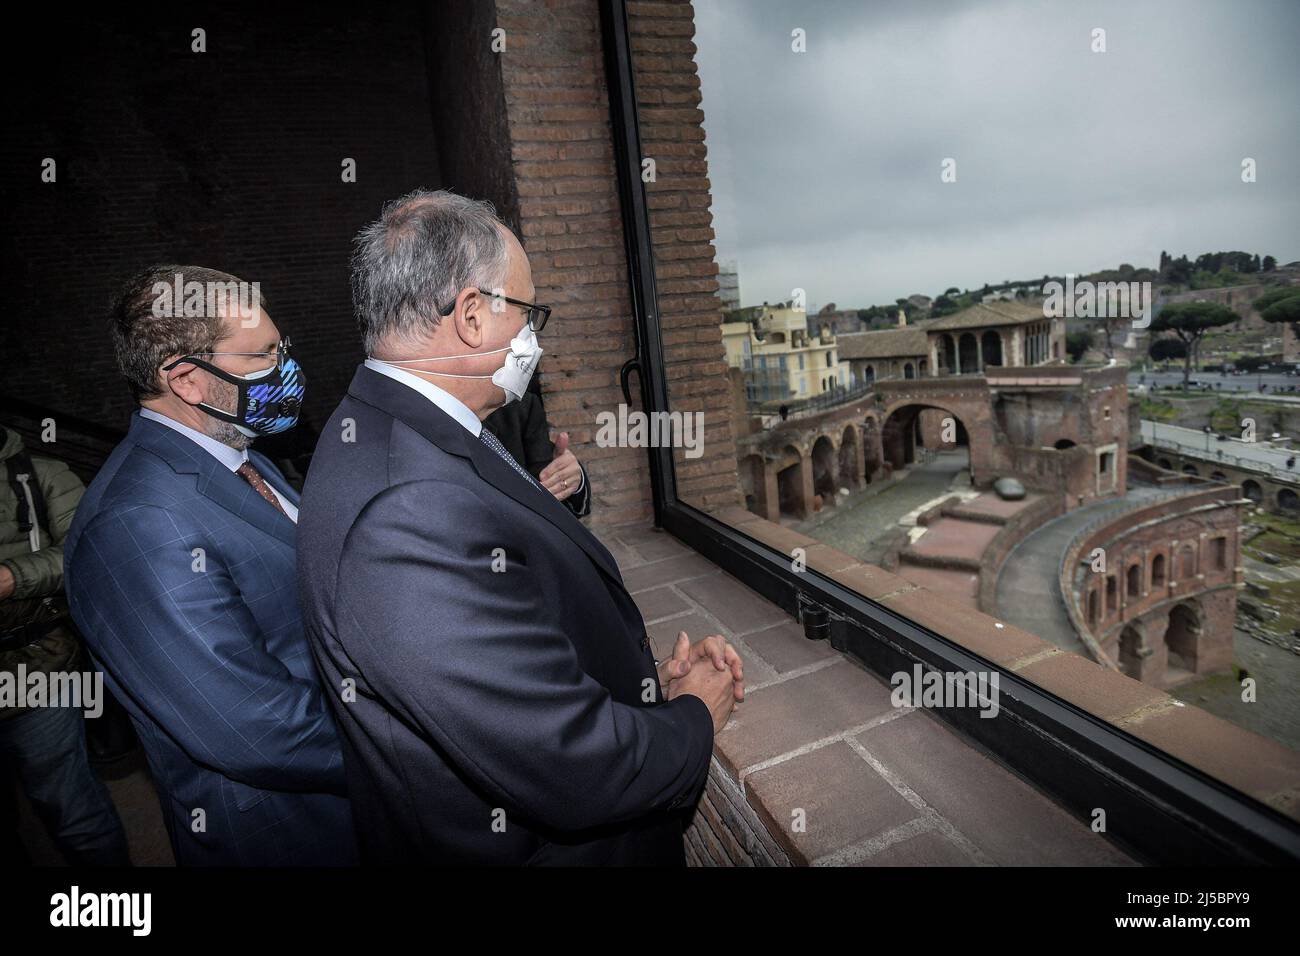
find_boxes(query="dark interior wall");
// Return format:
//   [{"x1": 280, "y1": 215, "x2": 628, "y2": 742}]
[{"x1": 0, "y1": 2, "x2": 450, "y2": 436}]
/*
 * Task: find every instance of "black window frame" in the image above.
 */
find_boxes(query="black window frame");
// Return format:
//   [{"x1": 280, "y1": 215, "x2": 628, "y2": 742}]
[{"x1": 597, "y1": 0, "x2": 1300, "y2": 864}]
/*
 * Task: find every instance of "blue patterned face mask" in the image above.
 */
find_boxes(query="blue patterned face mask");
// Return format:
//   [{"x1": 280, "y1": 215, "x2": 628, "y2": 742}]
[{"x1": 164, "y1": 342, "x2": 305, "y2": 437}]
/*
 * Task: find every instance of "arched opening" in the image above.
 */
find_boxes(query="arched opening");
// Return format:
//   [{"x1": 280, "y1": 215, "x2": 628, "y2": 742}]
[
  {"x1": 980, "y1": 329, "x2": 1003, "y2": 368},
  {"x1": 940, "y1": 334, "x2": 957, "y2": 374},
  {"x1": 903, "y1": 362, "x2": 915, "y2": 380},
  {"x1": 881, "y1": 404, "x2": 972, "y2": 483},
  {"x1": 776, "y1": 446, "x2": 806, "y2": 519},
  {"x1": 861, "y1": 417, "x2": 880, "y2": 483},
  {"x1": 1105, "y1": 575, "x2": 1117, "y2": 615},
  {"x1": 1118, "y1": 625, "x2": 1143, "y2": 679},
  {"x1": 1210, "y1": 471, "x2": 1227, "y2": 482},
  {"x1": 958, "y1": 332, "x2": 979, "y2": 374},
  {"x1": 1242, "y1": 480, "x2": 1262, "y2": 503},
  {"x1": 1157, "y1": 458, "x2": 1174, "y2": 470},
  {"x1": 862, "y1": 364, "x2": 875, "y2": 384},
  {"x1": 1182, "y1": 464, "x2": 1199, "y2": 476},
  {"x1": 1279, "y1": 488, "x2": 1300, "y2": 513},
  {"x1": 811, "y1": 436, "x2": 837, "y2": 506},
  {"x1": 1151, "y1": 553, "x2": 1166, "y2": 588},
  {"x1": 1165, "y1": 602, "x2": 1201, "y2": 673},
  {"x1": 838, "y1": 425, "x2": 860, "y2": 487},
  {"x1": 1126, "y1": 562, "x2": 1141, "y2": 599},
  {"x1": 1053, "y1": 439, "x2": 1077, "y2": 450}
]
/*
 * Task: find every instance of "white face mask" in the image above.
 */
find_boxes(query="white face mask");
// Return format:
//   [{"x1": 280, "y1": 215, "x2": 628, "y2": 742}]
[{"x1": 372, "y1": 322, "x2": 543, "y2": 404}]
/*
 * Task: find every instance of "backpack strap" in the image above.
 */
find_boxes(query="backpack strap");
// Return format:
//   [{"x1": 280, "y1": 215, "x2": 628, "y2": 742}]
[{"x1": 6, "y1": 450, "x2": 49, "y2": 551}]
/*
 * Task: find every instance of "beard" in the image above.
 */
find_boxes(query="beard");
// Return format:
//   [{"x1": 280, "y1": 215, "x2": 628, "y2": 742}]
[{"x1": 203, "y1": 376, "x2": 254, "y2": 451}]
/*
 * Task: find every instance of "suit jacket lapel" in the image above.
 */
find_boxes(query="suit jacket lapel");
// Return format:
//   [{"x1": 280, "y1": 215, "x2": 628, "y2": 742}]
[
  {"x1": 129, "y1": 414, "x2": 298, "y2": 549},
  {"x1": 346, "y1": 367, "x2": 624, "y2": 587}
]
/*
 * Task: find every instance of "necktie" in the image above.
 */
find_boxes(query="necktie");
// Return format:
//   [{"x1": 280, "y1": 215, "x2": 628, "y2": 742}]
[
  {"x1": 237, "y1": 461, "x2": 288, "y2": 517},
  {"x1": 479, "y1": 429, "x2": 546, "y2": 494}
]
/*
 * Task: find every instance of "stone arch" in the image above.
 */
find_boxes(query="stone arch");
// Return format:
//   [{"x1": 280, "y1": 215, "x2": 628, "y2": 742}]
[
  {"x1": 1165, "y1": 601, "x2": 1202, "y2": 673},
  {"x1": 1157, "y1": 458, "x2": 1174, "y2": 470},
  {"x1": 1279, "y1": 488, "x2": 1300, "y2": 513},
  {"x1": 1242, "y1": 479, "x2": 1262, "y2": 503},
  {"x1": 1182, "y1": 464, "x2": 1199, "y2": 476},
  {"x1": 939, "y1": 334, "x2": 957, "y2": 374},
  {"x1": 880, "y1": 399, "x2": 986, "y2": 484},
  {"x1": 980, "y1": 329, "x2": 1003, "y2": 368},
  {"x1": 811, "y1": 435, "x2": 837, "y2": 505},
  {"x1": 776, "y1": 445, "x2": 808, "y2": 519},
  {"x1": 1054, "y1": 438, "x2": 1077, "y2": 450},
  {"x1": 838, "y1": 425, "x2": 861, "y2": 488},
  {"x1": 1126, "y1": 561, "x2": 1141, "y2": 599},
  {"x1": 1151, "y1": 552, "x2": 1166, "y2": 588},
  {"x1": 1118, "y1": 624, "x2": 1144, "y2": 679},
  {"x1": 903, "y1": 362, "x2": 915, "y2": 380},
  {"x1": 958, "y1": 332, "x2": 979, "y2": 373},
  {"x1": 1210, "y1": 471, "x2": 1227, "y2": 482}
]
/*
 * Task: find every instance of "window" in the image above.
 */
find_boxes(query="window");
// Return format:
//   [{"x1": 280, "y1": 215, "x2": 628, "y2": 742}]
[
  {"x1": 609, "y1": 0, "x2": 1295, "y2": 862},
  {"x1": 1213, "y1": 537, "x2": 1227, "y2": 570}
]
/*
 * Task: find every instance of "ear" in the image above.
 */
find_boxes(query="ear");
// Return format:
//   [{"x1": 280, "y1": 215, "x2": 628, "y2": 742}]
[
  {"x1": 452, "y1": 288, "x2": 486, "y2": 350},
  {"x1": 162, "y1": 359, "x2": 207, "y2": 405}
]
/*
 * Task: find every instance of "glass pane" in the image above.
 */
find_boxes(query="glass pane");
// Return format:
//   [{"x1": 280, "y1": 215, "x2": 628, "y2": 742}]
[{"x1": 628, "y1": 0, "x2": 1300, "y2": 791}]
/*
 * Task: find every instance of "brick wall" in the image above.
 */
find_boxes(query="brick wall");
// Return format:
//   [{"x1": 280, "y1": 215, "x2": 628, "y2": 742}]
[
  {"x1": 0, "y1": 4, "x2": 442, "y2": 440},
  {"x1": 494, "y1": 0, "x2": 742, "y2": 528}
]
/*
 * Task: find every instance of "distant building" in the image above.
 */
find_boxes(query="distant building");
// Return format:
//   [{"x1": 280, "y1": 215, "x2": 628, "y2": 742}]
[
  {"x1": 836, "y1": 300, "x2": 1064, "y2": 383},
  {"x1": 716, "y1": 259, "x2": 741, "y2": 311},
  {"x1": 721, "y1": 304, "x2": 846, "y2": 403}
]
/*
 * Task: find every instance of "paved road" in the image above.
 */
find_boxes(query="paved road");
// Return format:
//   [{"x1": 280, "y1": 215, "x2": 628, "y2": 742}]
[
  {"x1": 995, "y1": 486, "x2": 1166, "y2": 655},
  {"x1": 1142, "y1": 420, "x2": 1300, "y2": 482},
  {"x1": 1132, "y1": 369, "x2": 1300, "y2": 396}
]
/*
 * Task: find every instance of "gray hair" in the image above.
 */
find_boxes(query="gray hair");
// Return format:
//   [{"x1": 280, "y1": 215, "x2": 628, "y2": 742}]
[{"x1": 351, "y1": 188, "x2": 511, "y2": 355}]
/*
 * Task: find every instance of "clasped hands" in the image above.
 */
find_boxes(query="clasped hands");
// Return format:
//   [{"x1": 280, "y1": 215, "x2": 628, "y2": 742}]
[{"x1": 655, "y1": 632, "x2": 748, "y2": 707}]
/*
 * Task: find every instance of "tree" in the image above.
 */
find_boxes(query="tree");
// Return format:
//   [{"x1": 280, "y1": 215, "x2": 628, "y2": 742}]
[
  {"x1": 1263, "y1": 255, "x2": 1277, "y2": 272},
  {"x1": 1148, "y1": 337, "x2": 1187, "y2": 363},
  {"x1": 1065, "y1": 330, "x2": 1094, "y2": 363},
  {"x1": 1148, "y1": 302, "x2": 1238, "y2": 388},
  {"x1": 1255, "y1": 287, "x2": 1300, "y2": 342}
]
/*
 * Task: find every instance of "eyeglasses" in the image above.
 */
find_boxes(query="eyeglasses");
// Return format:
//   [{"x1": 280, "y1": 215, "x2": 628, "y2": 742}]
[
  {"x1": 438, "y1": 288, "x2": 551, "y2": 333},
  {"x1": 164, "y1": 337, "x2": 293, "y2": 371}
]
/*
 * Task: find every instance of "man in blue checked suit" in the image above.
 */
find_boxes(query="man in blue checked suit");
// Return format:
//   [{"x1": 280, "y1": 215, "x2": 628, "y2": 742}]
[
  {"x1": 64, "y1": 265, "x2": 357, "y2": 866},
  {"x1": 297, "y1": 190, "x2": 744, "y2": 865}
]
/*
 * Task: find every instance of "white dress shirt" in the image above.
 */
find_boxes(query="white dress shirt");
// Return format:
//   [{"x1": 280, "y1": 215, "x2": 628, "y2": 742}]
[
  {"x1": 139, "y1": 408, "x2": 299, "y2": 522},
  {"x1": 364, "y1": 358, "x2": 483, "y2": 436},
  {"x1": 363, "y1": 358, "x2": 584, "y2": 497}
]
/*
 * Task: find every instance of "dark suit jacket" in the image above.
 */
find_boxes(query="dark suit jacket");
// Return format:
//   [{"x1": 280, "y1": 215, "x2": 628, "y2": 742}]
[
  {"x1": 296, "y1": 367, "x2": 714, "y2": 864},
  {"x1": 64, "y1": 413, "x2": 357, "y2": 866},
  {"x1": 483, "y1": 390, "x2": 591, "y2": 517}
]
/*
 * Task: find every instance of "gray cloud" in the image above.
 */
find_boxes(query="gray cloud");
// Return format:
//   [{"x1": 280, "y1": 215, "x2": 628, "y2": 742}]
[{"x1": 688, "y1": 0, "x2": 1300, "y2": 308}]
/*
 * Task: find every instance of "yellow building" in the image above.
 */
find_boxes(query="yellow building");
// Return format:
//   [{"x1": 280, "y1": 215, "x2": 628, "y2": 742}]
[{"x1": 721, "y1": 304, "x2": 846, "y2": 404}]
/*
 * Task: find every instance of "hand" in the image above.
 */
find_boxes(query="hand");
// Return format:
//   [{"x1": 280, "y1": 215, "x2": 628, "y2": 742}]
[
  {"x1": 0, "y1": 564, "x2": 14, "y2": 601},
  {"x1": 539, "y1": 432, "x2": 583, "y2": 502},
  {"x1": 665, "y1": 634, "x2": 748, "y2": 702},
  {"x1": 656, "y1": 630, "x2": 693, "y2": 687},
  {"x1": 667, "y1": 653, "x2": 737, "y2": 735}
]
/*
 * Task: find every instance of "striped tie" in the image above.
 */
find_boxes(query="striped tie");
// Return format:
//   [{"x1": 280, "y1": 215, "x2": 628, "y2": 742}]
[{"x1": 479, "y1": 428, "x2": 546, "y2": 493}]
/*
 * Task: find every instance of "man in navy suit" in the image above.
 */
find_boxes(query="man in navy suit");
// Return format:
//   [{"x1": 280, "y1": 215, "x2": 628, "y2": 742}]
[
  {"x1": 64, "y1": 266, "x2": 357, "y2": 866},
  {"x1": 297, "y1": 189, "x2": 743, "y2": 864}
]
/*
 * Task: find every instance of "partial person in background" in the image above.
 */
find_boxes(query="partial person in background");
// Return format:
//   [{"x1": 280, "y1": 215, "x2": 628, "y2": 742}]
[
  {"x1": 483, "y1": 373, "x2": 591, "y2": 517},
  {"x1": 0, "y1": 425, "x2": 130, "y2": 866}
]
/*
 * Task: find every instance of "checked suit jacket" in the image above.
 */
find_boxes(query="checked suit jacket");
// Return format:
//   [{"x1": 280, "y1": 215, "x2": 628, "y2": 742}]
[
  {"x1": 63, "y1": 412, "x2": 357, "y2": 866},
  {"x1": 295, "y1": 366, "x2": 715, "y2": 865}
]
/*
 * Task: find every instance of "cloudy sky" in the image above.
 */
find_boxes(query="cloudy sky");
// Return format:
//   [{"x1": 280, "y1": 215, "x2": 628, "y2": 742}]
[{"x1": 690, "y1": 0, "x2": 1300, "y2": 310}]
